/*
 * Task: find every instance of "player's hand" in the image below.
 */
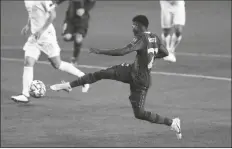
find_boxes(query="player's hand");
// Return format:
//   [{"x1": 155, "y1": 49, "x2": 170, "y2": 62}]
[
  {"x1": 21, "y1": 25, "x2": 30, "y2": 36},
  {"x1": 89, "y1": 48, "x2": 101, "y2": 54},
  {"x1": 33, "y1": 30, "x2": 43, "y2": 40},
  {"x1": 76, "y1": 8, "x2": 85, "y2": 17}
]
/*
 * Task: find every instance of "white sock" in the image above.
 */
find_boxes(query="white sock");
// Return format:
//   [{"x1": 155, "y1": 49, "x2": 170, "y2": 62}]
[
  {"x1": 170, "y1": 33, "x2": 182, "y2": 53},
  {"x1": 59, "y1": 61, "x2": 85, "y2": 77},
  {"x1": 22, "y1": 66, "x2": 33, "y2": 97},
  {"x1": 161, "y1": 33, "x2": 171, "y2": 52}
]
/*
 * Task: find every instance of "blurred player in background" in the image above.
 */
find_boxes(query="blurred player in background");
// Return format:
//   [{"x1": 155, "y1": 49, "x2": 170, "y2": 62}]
[
  {"x1": 50, "y1": 15, "x2": 182, "y2": 139},
  {"x1": 62, "y1": 0, "x2": 96, "y2": 66},
  {"x1": 11, "y1": 0, "x2": 89, "y2": 103},
  {"x1": 160, "y1": 0, "x2": 186, "y2": 62}
]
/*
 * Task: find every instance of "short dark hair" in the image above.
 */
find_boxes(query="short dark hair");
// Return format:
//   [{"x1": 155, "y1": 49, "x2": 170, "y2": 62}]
[{"x1": 132, "y1": 15, "x2": 149, "y2": 28}]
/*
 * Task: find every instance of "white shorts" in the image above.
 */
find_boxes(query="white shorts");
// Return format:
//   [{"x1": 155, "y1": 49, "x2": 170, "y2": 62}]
[
  {"x1": 160, "y1": 1, "x2": 186, "y2": 28},
  {"x1": 23, "y1": 31, "x2": 61, "y2": 60}
]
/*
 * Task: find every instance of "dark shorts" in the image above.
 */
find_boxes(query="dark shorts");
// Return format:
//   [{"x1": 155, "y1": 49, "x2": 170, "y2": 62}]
[
  {"x1": 62, "y1": 17, "x2": 89, "y2": 39},
  {"x1": 98, "y1": 63, "x2": 149, "y2": 110}
]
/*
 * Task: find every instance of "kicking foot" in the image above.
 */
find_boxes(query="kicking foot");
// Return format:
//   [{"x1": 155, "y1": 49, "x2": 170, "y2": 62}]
[
  {"x1": 50, "y1": 81, "x2": 72, "y2": 92},
  {"x1": 11, "y1": 94, "x2": 30, "y2": 103},
  {"x1": 163, "y1": 52, "x2": 176, "y2": 63},
  {"x1": 82, "y1": 84, "x2": 90, "y2": 93},
  {"x1": 171, "y1": 117, "x2": 182, "y2": 139}
]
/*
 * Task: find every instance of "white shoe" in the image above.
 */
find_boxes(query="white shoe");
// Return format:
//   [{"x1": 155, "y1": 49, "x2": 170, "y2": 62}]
[
  {"x1": 171, "y1": 117, "x2": 182, "y2": 139},
  {"x1": 163, "y1": 52, "x2": 176, "y2": 63},
  {"x1": 82, "y1": 84, "x2": 90, "y2": 93},
  {"x1": 11, "y1": 94, "x2": 30, "y2": 103},
  {"x1": 50, "y1": 81, "x2": 72, "y2": 92}
]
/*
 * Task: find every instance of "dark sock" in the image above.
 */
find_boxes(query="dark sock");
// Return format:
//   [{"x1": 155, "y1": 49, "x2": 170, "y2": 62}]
[
  {"x1": 69, "y1": 72, "x2": 102, "y2": 88},
  {"x1": 73, "y1": 42, "x2": 82, "y2": 61},
  {"x1": 144, "y1": 111, "x2": 173, "y2": 126},
  {"x1": 70, "y1": 79, "x2": 82, "y2": 88}
]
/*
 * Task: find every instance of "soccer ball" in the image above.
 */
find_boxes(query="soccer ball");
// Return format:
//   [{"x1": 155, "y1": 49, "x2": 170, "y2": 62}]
[{"x1": 29, "y1": 80, "x2": 46, "y2": 98}]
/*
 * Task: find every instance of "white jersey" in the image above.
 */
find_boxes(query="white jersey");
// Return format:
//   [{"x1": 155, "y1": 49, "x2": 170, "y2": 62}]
[
  {"x1": 24, "y1": 0, "x2": 56, "y2": 34},
  {"x1": 23, "y1": 1, "x2": 61, "y2": 60}
]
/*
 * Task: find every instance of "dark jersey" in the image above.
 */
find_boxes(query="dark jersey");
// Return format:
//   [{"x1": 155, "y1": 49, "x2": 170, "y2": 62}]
[
  {"x1": 127, "y1": 32, "x2": 161, "y2": 87},
  {"x1": 66, "y1": 0, "x2": 95, "y2": 21}
]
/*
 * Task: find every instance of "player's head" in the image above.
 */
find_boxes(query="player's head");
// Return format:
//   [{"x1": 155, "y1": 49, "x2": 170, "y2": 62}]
[{"x1": 132, "y1": 15, "x2": 149, "y2": 34}]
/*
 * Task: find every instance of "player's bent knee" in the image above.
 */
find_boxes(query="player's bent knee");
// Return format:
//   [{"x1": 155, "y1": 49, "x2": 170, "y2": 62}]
[
  {"x1": 24, "y1": 56, "x2": 36, "y2": 67},
  {"x1": 75, "y1": 34, "x2": 83, "y2": 44},
  {"x1": 174, "y1": 25, "x2": 183, "y2": 37},
  {"x1": 49, "y1": 57, "x2": 61, "y2": 69},
  {"x1": 134, "y1": 108, "x2": 145, "y2": 120},
  {"x1": 51, "y1": 62, "x2": 60, "y2": 69},
  {"x1": 63, "y1": 33, "x2": 73, "y2": 41},
  {"x1": 162, "y1": 28, "x2": 172, "y2": 37}
]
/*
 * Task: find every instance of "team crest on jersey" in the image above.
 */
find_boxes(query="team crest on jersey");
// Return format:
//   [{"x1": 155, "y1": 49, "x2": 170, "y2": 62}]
[{"x1": 148, "y1": 37, "x2": 156, "y2": 43}]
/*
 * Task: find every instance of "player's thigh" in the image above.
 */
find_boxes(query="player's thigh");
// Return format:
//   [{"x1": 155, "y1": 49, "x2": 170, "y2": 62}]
[
  {"x1": 23, "y1": 36, "x2": 41, "y2": 63},
  {"x1": 39, "y1": 37, "x2": 61, "y2": 59},
  {"x1": 161, "y1": 9, "x2": 173, "y2": 29},
  {"x1": 94, "y1": 63, "x2": 132, "y2": 83},
  {"x1": 160, "y1": 1, "x2": 173, "y2": 29},
  {"x1": 173, "y1": 6, "x2": 186, "y2": 26},
  {"x1": 129, "y1": 86, "x2": 148, "y2": 111}
]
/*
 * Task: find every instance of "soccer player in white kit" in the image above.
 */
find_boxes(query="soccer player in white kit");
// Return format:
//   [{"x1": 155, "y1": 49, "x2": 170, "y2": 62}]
[
  {"x1": 160, "y1": 0, "x2": 186, "y2": 62},
  {"x1": 11, "y1": 0, "x2": 89, "y2": 103}
]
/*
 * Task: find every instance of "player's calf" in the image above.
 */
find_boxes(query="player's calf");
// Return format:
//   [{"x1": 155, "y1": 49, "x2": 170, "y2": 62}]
[
  {"x1": 173, "y1": 25, "x2": 183, "y2": 37},
  {"x1": 71, "y1": 33, "x2": 84, "y2": 65},
  {"x1": 169, "y1": 24, "x2": 184, "y2": 53},
  {"x1": 161, "y1": 28, "x2": 172, "y2": 51}
]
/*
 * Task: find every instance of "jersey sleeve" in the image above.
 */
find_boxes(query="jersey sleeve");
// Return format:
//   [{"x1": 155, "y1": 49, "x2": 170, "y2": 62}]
[
  {"x1": 42, "y1": 1, "x2": 56, "y2": 12},
  {"x1": 126, "y1": 35, "x2": 145, "y2": 51}
]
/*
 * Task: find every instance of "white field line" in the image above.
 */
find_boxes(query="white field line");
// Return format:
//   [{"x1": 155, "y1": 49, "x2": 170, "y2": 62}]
[
  {"x1": 1, "y1": 45, "x2": 231, "y2": 58},
  {"x1": 1, "y1": 57, "x2": 231, "y2": 82}
]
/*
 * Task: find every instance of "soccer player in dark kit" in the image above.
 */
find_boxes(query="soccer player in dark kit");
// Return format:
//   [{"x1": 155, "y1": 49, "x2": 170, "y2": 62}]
[
  {"x1": 62, "y1": 0, "x2": 96, "y2": 65},
  {"x1": 50, "y1": 15, "x2": 182, "y2": 139}
]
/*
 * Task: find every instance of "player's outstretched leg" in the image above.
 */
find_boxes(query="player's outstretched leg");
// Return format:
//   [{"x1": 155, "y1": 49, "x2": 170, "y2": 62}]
[
  {"x1": 48, "y1": 56, "x2": 89, "y2": 93},
  {"x1": 50, "y1": 64, "x2": 131, "y2": 92},
  {"x1": 50, "y1": 68, "x2": 115, "y2": 91},
  {"x1": 11, "y1": 56, "x2": 36, "y2": 103},
  {"x1": 129, "y1": 87, "x2": 182, "y2": 139}
]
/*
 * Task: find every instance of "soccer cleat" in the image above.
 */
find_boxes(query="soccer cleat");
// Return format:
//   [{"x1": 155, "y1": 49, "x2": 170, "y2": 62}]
[
  {"x1": 11, "y1": 94, "x2": 30, "y2": 103},
  {"x1": 163, "y1": 52, "x2": 176, "y2": 63},
  {"x1": 50, "y1": 81, "x2": 72, "y2": 92},
  {"x1": 171, "y1": 117, "x2": 182, "y2": 139},
  {"x1": 82, "y1": 84, "x2": 90, "y2": 93}
]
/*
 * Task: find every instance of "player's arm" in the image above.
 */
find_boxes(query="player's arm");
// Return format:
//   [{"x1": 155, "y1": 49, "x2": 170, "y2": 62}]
[
  {"x1": 155, "y1": 44, "x2": 169, "y2": 58},
  {"x1": 90, "y1": 37, "x2": 144, "y2": 56},
  {"x1": 21, "y1": 17, "x2": 31, "y2": 35},
  {"x1": 40, "y1": 1, "x2": 57, "y2": 33},
  {"x1": 26, "y1": 17, "x2": 31, "y2": 27},
  {"x1": 155, "y1": 37, "x2": 169, "y2": 59}
]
